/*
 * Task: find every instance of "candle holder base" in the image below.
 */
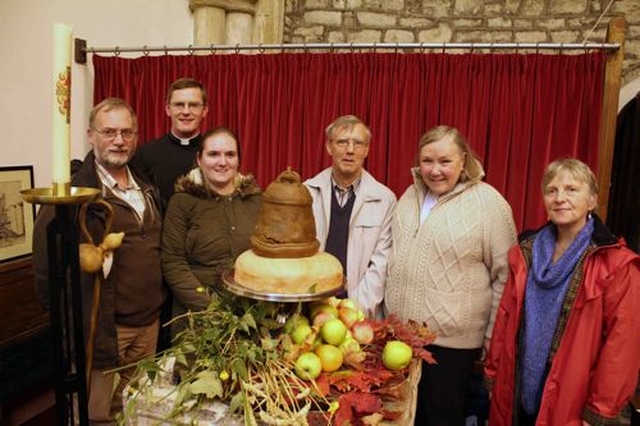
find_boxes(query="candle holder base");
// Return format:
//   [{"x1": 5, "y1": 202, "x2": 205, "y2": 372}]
[
  {"x1": 21, "y1": 186, "x2": 101, "y2": 425},
  {"x1": 21, "y1": 186, "x2": 100, "y2": 205}
]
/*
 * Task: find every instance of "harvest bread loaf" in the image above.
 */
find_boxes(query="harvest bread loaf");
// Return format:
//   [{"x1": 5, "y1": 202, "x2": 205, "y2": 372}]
[
  {"x1": 234, "y1": 168, "x2": 343, "y2": 294},
  {"x1": 234, "y1": 250, "x2": 343, "y2": 294},
  {"x1": 250, "y1": 168, "x2": 319, "y2": 258}
]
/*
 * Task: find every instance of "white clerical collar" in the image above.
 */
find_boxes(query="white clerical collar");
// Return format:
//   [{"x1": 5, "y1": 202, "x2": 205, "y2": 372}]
[{"x1": 171, "y1": 132, "x2": 198, "y2": 146}]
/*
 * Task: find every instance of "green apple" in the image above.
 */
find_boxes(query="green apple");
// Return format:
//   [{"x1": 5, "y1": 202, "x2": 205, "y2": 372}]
[
  {"x1": 315, "y1": 344, "x2": 344, "y2": 372},
  {"x1": 338, "y1": 336, "x2": 361, "y2": 355},
  {"x1": 290, "y1": 323, "x2": 313, "y2": 345},
  {"x1": 284, "y1": 313, "x2": 310, "y2": 334},
  {"x1": 320, "y1": 318, "x2": 348, "y2": 346},
  {"x1": 310, "y1": 303, "x2": 339, "y2": 320},
  {"x1": 338, "y1": 299, "x2": 357, "y2": 310},
  {"x1": 338, "y1": 307, "x2": 360, "y2": 328},
  {"x1": 294, "y1": 352, "x2": 322, "y2": 380},
  {"x1": 339, "y1": 336, "x2": 365, "y2": 364},
  {"x1": 382, "y1": 340, "x2": 413, "y2": 371}
]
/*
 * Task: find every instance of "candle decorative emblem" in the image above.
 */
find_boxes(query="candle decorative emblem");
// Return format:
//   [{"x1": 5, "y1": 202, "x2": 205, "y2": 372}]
[{"x1": 52, "y1": 23, "x2": 72, "y2": 195}]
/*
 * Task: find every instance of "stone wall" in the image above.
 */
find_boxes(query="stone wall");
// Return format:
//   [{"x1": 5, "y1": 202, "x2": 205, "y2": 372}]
[{"x1": 284, "y1": 0, "x2": 640, "y2": 85}]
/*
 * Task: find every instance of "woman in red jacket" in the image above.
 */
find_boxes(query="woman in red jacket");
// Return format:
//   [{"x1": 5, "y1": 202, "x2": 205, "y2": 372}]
[{"x1": 484, "y1": 158, "x2": 640, "y2": 425}]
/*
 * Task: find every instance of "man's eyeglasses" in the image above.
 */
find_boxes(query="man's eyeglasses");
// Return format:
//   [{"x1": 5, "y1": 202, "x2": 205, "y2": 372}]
[
  {"x1": 169, "y1": 102, "x2": 205, "y2": 111},
  {"x1": 92, "y1": 128, "x2": 137, "y2": 141},
  {"x1": 332, "y1": 138, "x2": 369, "y2": 150}
]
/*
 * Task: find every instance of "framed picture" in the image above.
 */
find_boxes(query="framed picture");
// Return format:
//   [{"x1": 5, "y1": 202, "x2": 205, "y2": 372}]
[{"x1": 0, "y1": 166, "x2": 35, "y2": 263}]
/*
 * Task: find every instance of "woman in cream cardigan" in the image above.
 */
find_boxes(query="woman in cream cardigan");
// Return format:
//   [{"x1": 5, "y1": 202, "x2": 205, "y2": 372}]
[{"x1": 384, "y1": 125, "x2": 517, "y2": 425}]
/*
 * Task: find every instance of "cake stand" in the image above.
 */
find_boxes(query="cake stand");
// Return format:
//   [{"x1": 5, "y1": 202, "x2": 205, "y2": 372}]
[
  {"x1": 221, "y1": 269, "x2": 345, "y2": 303},
  {"x1": 221, "y1": 269, "x2": 346, "y2": 324}
]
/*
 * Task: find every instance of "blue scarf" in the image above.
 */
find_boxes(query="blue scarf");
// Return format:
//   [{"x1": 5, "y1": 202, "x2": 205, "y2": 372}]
[{"x1": 520, "y1": 217, "x2": 594, "y2": 414}]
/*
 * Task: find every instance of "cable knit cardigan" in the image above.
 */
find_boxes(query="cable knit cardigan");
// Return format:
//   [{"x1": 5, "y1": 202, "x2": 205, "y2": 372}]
[{"x1": 384, "y1": 162, "x2": 517, "y2": 349}]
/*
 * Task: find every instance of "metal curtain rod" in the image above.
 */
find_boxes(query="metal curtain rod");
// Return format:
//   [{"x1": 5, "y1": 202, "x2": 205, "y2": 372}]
[{"x1": 75, "y1": 40, "x2": 619, "y2": 63}]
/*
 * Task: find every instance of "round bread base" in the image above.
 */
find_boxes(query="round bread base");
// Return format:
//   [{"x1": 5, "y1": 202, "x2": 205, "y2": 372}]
[
  {"x1": 226, "y1": 250, "x2": 344, "y2": 302},
  {"x1": 222, "y1": 270, "x2": 345, "y2": 302}
]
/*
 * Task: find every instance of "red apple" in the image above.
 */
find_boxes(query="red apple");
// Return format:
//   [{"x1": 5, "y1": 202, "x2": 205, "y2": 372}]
[
  {"x1": 351, "y1": 321, "x2": 374, "y2": 345},
  {"x1": 312, "y1": 311, "x2": 333, "y2": 328}
]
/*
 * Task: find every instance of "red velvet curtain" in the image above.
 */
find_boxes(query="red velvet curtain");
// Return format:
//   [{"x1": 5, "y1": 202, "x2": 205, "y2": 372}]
[{"x1": 93, "y1": 52, "x2": 605, "y2": 231}]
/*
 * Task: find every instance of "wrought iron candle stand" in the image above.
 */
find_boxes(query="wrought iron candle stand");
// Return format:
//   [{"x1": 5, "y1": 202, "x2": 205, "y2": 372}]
[{"x1": 21, "y1": 185, "x2": 100, "y2": 426}]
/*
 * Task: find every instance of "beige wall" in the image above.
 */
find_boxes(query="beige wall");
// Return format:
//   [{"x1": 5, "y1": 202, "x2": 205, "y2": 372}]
[
  {"x1": 284, "y1": 0, "x2": 640, "y2": 86},
  {"x1": 0, "y1": 0, "x2": 193, "y2": 188}
]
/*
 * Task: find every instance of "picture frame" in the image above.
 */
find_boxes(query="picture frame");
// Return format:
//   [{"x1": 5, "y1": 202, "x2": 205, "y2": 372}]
[{"x1": 0, "y1": 166, "x2": 35, "y2": 263}]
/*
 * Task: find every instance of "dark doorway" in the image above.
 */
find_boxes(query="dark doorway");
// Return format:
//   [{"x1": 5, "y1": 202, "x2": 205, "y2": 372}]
[{"x1": 607, "y1": 92, "x2": 640, "y2": 253}]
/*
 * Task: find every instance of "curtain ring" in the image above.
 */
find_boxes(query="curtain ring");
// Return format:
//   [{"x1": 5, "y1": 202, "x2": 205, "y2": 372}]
[
  {"x1": 114, "y1": 46, "x2": 121, "y2": 57},
  {"x1": 441, "y1": 42, "x2": 446, "y2": 54},
  {"x1": 303, "y1": 42, "x2": 309, "y2": 53},
  {"x1": 420, "y1": 42, "x2": 426, "y2": 54},
  {"x1": 142, "y1": 45, "x2": 150, "y2": 56},
  {"x1": 350, "y1": 42, "x2": 354, "y2": 53},
  {"x1": 535, "y1": 42, "x2": 540, "y2": 54},
  {"x1": 187, "y1": 44, "x2": 194, "y2": 55},
  {"x1": 258, "y1": 43, "x2": 265, "y2": 54},
  {"x1": 235, "y1": 43, "x2": 240, "y2": 54},
  {"x1": 210, "y1": 43, "x2": 215, "y2": 54},
  {"x1": 394, "y1": 43, "x2": 399, "y2": 54},
  {"x1": 559, "y1": 42, "x2": 564, "y2": 55},
  {"x1": 373, "y1": 42, "x2": 377, "y2": 53},
  {"x1": 163, "y1": 45, "x2": 168, "y2": 55},
  {"x1": 330, "y1": 42, "x2": 335, "y2": 53}
]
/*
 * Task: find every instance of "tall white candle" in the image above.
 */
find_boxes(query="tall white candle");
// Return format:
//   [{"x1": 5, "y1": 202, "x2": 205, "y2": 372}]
[{"x1": 52, "y1": 23, "x2": 72, "y2": 188}]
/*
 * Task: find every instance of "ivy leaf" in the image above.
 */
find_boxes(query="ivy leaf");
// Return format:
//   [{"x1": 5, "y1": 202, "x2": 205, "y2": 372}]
[
  {"x1": 260, "y1": 337, "x2": 278, "y2": 351},
  {"x1": 231, "y1": 357, "x2": 249, "y2": 381},
  {"x1": 175, "y1": 351, "x2": 188, "y2": 367},
  {"x1": 137, "y1": 358, "x2": 162, "y2": 381},
  {"x1": 239, "y1": 312, "x2": 257, "y2": 333},
  {"x1": 228, "y1": 390, "x2": 244, "y2": 414},
  {"x1": 188, "y1": 370, "x2": 223, "y2": 399}
]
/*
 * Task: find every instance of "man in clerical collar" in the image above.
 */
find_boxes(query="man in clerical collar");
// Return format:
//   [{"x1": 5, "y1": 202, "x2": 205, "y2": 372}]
[
  {"x1": 304, "y1": 115, "x2": 397, "y2": 319},
  {"x1": 133, "y1": 77, "x2": 209, "y2": 207}
]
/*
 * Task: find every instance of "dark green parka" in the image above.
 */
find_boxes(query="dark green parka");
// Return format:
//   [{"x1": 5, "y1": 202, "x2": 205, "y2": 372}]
[{"x1": 161, "y1": 168, "x2": 262, "y2": 324}]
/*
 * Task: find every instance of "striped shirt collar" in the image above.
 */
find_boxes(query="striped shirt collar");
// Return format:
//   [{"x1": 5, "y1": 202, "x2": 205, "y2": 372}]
[{"x1": 95, "y1": 161, "x2": 139, "y2": 191}]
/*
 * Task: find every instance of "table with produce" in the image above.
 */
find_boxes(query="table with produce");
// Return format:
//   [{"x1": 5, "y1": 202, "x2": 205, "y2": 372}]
[{"x1": 121, "y1": 293, "x2": 435, "y2": 425}]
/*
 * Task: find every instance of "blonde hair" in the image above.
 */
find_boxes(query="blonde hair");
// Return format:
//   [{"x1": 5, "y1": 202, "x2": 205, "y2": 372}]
[
  {"x1": 541, "y1": 158, "x2": 598, "y2": 198},
  {"x1": 418, "y1": 125, "x2": 482, "y2": 182},
  {"x1": 325, "y1": 115, "x2": 372, "y2": 143},
  {"x1": 89, "y1": 97, "x2": 137, "y2": 129}
]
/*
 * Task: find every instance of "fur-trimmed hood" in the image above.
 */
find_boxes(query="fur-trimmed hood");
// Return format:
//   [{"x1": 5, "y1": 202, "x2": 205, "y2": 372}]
[{"x1": 175, "y1": 167, "x2": 262, "y2": 199}]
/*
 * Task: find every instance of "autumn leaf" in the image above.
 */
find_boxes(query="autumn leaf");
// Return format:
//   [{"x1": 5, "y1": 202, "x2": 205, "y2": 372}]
[{"x1": 334, "y1": 392, "x2": 382, "y2": 425}]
